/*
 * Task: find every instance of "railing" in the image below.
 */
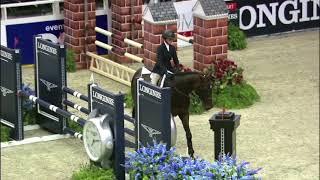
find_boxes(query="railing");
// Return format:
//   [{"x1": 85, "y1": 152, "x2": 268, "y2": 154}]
[{"x1": 86, "y1": 52, "x2": 136, "y2": 86}]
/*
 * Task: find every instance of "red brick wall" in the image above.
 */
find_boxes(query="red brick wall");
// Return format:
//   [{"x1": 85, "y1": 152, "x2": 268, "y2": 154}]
[
  {"x1": 143, "y1": 21, "x2": 177, "y2": 70},
  {"x1": 111, "y1": 0, "x2": 144, "y2": 63},
  {"x1": 64, "y1": 0, "x2": 96, "y2": 69},
  {"x1": 193, "y1": 17, "x2": 228, "y2": 71}
]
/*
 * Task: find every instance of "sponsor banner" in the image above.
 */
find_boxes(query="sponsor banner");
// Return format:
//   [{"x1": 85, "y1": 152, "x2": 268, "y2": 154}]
[
  {"x1": 174, "y1": 0, "x2": 197, "y2": 37},
  {"x1": 7, "y1": 20, "x2": 64, "y2": 64},
  {"x1": 227, "y1": 0, "x2": 320, "y2": 36},
  {"x1": 6, "y1": 15, "x2": 108, "y2": 64}
]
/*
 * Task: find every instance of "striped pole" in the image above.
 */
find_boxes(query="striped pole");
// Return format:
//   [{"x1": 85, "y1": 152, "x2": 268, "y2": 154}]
[
  {"x1": 19, "y1": 91, "x2": 86, "y2": 126},
  {"x1": 124, "y1": 114, "x2": 135, "y2": 124},
  {"x1": 64, "y1": 127, "x2": 83, "y2": 140},
  {"x1": 63, "y1": 100, "x2": 90, "y2": 115},
  {"x1": 62, "y1": 87, "x2": 89, "y2": 102}
]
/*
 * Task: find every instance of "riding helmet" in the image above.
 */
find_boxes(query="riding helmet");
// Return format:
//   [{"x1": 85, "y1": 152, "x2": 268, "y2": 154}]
[{"x1": 162, "y1": 29, "x2": 175, "y2": 40}]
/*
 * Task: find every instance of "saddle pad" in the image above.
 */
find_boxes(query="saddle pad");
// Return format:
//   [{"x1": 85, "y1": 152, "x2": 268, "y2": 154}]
[{"x1": 141, "y1": 66, "x2": 151, "y2": 75}]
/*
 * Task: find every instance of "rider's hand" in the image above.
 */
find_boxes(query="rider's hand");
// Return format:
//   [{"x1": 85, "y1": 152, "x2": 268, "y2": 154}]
[{"x1": 170, "y1": 59, "x2": 175, "y2": 67}]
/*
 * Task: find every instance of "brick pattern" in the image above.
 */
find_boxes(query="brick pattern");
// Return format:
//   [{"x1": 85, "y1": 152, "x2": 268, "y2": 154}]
[
  {"x1": 193, "y1": 17, "x2": 228, "y2": 71},
  {"x1": 111, "y1": 0, "x2": 144, "y2": 63},
  {"x1": 64, "y1": 0, "x2": 96, "y2": 69},
  {"x1": 143, "y1": 21, "x2": 177, "y2": 70}
]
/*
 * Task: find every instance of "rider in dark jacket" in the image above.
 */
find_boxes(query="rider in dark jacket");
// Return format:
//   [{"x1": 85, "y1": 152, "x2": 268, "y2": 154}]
[{"x1": 150, "y1": 30, "x2": 180, "y2": 85}]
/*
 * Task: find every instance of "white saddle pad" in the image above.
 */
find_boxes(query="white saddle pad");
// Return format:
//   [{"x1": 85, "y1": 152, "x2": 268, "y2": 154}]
[{"x1": 141, "y1": 66, "x2": 151, "y2": 75}]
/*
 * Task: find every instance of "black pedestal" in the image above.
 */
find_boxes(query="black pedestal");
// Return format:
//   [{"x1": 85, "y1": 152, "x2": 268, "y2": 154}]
[{"x1": 209, "y1": 112, "x2": 240, "y2": 160}]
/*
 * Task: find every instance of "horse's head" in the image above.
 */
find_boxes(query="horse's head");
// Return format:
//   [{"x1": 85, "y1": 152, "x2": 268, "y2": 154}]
[{"x1": 194, "y1": 72, "x2": 214, "y2": 110}]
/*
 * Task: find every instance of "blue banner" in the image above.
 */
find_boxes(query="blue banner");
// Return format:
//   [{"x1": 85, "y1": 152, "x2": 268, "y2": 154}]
[{"x1": 6, "y1": 15, "x2": 108, "y2": 64}]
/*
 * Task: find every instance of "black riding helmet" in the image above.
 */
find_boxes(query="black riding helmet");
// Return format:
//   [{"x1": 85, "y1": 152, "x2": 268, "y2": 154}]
[{"x1": 162, "y1": 30, "x2": 175, "y2": 40}]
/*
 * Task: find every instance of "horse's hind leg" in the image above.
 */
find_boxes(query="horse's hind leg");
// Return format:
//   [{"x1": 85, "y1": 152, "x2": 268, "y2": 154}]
[{"x1": 178, "y1": 113, "x2": 194, "y2": 158}]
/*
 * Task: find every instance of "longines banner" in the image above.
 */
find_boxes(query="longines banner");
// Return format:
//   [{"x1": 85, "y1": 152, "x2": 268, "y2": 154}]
[{"x1": 226, "y1": 0, "x2": 320, "y2": 36}]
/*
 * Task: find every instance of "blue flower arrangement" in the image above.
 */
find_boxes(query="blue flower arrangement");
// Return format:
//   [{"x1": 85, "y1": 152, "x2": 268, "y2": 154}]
[
  {"x1": 21, "y1": 83, "x2": 37, "y2": 125},
  {"x1": 125, "y1": 140, "x2": 262, "y2": 180},
  {"x1": 21, "y1": 83, "x2": 35, "y2": 110}
]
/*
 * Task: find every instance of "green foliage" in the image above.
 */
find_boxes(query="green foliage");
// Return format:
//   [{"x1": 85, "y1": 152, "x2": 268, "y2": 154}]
[
  {"x1": 72, "y1": 164, "x2": 115, "y2": 180},
  {"x1": 124, "y1": 91, "x2": 134, "y2": 109},
  {"x1": 23, "y1": 108, "x2": 37, "y2": 125},
  {"x1": 66, "y1": 49, "x2": 77, "y2": 72},
  {"x1": 1, "y1": 125, "x2": 11, "y2": 142},
  {"x1": 213, "y1": 83, "x2": 260, "y2": 109},
  {"x1": 228, "y1": 23, "x2": 247, "y2": 50},
  {"x1": 69, "y1": 120, "x2": 83, "y2": 133},
  {"x1": 188, "y1": 92, "x2": 205, "y2": 115}
]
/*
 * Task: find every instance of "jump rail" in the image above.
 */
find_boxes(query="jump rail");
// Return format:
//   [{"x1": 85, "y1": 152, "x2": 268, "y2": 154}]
[
  {"x1": 95, "y1": 27, "x2": 144, "y2": 49},
  {"x1": 86, "y1": 52, "x2": 135, "y2": 86},
  {"x1": 88, "y1": 27, "x2": 144, "y2": 86},
  {"x1": 19, "y1": 91, "x2": 87, "y2": 126},
  {"x1": 94, "y1": 40, "x2": 143, "y2": 63},
  {"x1": 177, "y1": 34, "x2": 194, "y2": 44}
]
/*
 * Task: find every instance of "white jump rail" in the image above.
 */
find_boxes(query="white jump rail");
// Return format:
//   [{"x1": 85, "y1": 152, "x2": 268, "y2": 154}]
[
  {"x1": 94, "y1": 40, "x2": 143, "y2": 63},
  {"x1": 92, "y1": 27, "x2": 145, "y2": 86},
  {"x1": 95, "y1": 27, "x2": 144, "y2": 49},
  {"x1": 177, "y1": 34, "x2": 194, "y2": 44}
]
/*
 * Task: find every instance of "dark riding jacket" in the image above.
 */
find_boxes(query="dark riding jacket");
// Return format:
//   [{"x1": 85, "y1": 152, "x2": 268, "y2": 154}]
[{"x1": 152, "y1": 43, "x2": 179, "y2": 76}]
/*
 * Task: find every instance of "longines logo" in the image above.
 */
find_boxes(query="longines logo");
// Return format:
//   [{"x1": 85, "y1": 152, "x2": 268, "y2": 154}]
[
  {"x1": 40, "y1": 79, "x2": 58, "y2": 91},
  {"x1": 239, "y1": 0, "x2": 320, "y2": 30},
  {"x1": 0, "y1": 50, "x2": 13, "y2": 61},
  {"x1": 0, "y1": 86, "x2": 14, "y2": 96},
  {"x1": 92, "y1": 91, "x2": 114, "y2": 106},
  {"x1": 141, "y1": 124, "x2": 161, "y2": 138},
  {"x1": 37, "y1": 42, "x2": 57, "y2": 55},
  {"x1": 139, "y1": 85, "x2": 162, "y2": 100}
]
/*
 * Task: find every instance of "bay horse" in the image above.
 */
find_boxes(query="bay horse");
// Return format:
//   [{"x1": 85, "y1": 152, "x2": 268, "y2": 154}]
[{"x1": 131, "y1": 67, "x2": 214, "y2": 157}]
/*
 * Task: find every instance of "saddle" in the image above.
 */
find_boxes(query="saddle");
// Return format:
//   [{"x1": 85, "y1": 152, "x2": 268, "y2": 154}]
[{"x1": 140, "y1": 67, "x2": 174, "y2": 87}]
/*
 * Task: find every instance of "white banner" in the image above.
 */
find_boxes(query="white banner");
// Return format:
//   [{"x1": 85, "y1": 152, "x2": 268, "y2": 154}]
[{"x1": 174, "y1": 0, "x2": 197, "y2": 33}]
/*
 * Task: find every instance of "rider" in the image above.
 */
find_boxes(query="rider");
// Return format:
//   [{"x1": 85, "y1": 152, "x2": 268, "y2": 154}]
[{"x1": 150, "y1": 29, "x2": 180, "y2": 85}]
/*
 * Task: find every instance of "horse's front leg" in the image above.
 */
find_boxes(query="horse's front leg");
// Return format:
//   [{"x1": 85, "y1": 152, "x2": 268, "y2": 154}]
[{"x1": 178, "y1": 113, "x2": 194, "y2": 158}]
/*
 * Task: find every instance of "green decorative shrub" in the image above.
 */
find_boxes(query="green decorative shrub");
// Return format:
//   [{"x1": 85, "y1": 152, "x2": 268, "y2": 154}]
[
  {"x1": 23, "y1": 108, "x2": 37, "y2": 125},
  {"x1": 1, "y1": 125, "x2": 11, "y2": 142},
  {"x1": 124, "y1": 91, "x2": 134, "y2": 109},
  {"x1": 228, "y1": 23, "x2": 247, "y2": 50},
  {"x1": 213, "y1": 83, "x2": 260, "y2": 109},
  {"x1": 66, "y1": 49, "x2": 77, "y2": 72},
  {"x1": 68, "y1": 120, "x2": 83, "y2": 133},
  {"x1": 72, "y1": 164, "x2": 115, "y2": 180},
  {"x1": 210, "y1": 59, "x2": 260, "y2": 109}
]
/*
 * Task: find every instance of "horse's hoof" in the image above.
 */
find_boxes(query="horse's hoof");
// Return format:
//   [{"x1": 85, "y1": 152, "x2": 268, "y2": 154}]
[{"x1": 188, "y1": 150, "x2": 195, "y2": 158}]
